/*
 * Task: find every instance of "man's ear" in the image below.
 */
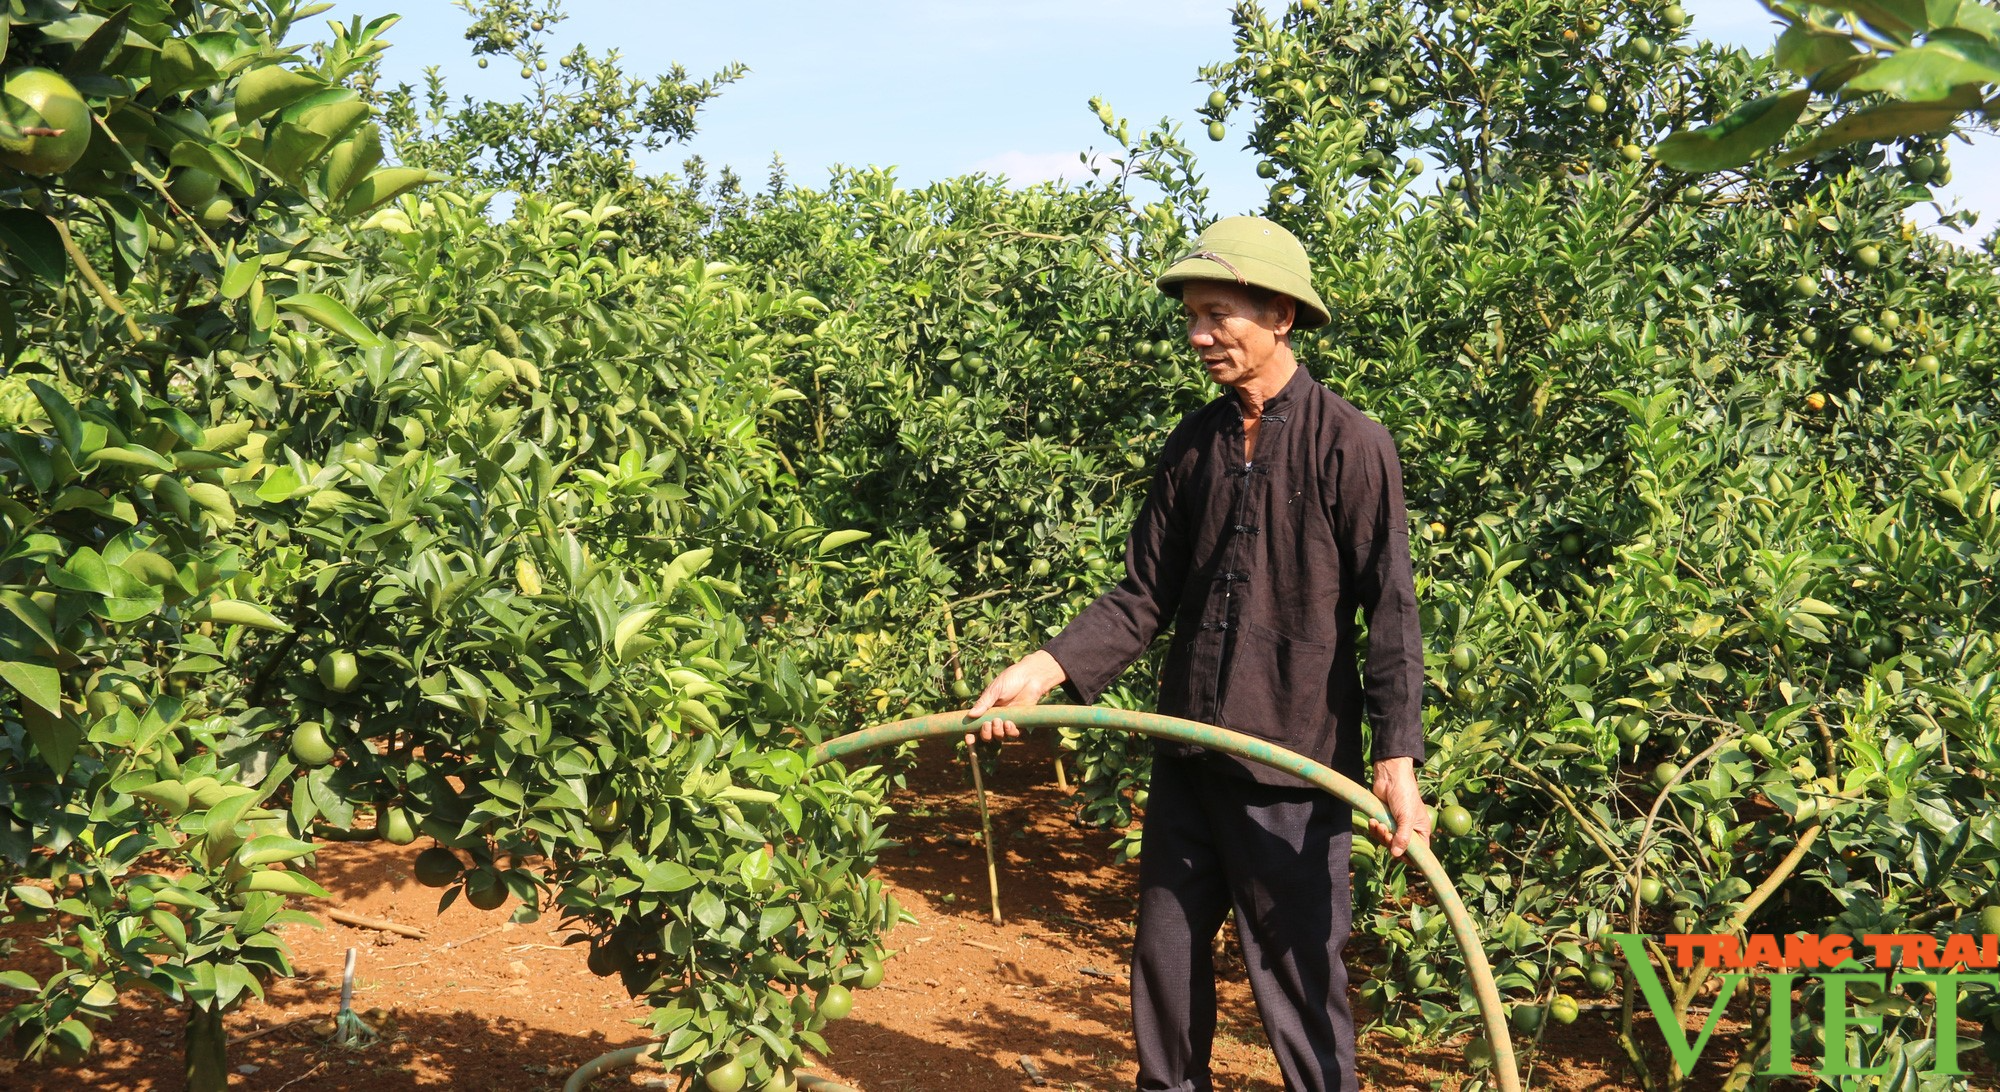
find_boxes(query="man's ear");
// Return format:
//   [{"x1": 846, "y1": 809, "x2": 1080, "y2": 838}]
[{"x1": 1270, "y1": 295, "x2": 1296, "y2": 339}]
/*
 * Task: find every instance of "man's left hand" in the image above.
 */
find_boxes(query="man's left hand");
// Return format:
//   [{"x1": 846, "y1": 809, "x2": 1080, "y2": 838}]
[{"x1": 1367, "y1": 756, "x2": 1429, "y2": 858}]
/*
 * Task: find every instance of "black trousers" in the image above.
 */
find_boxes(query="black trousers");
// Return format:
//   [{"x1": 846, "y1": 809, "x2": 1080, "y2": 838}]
[{"x1": 1131, "y1": 754, "x2": 1357, "y2": 1092}]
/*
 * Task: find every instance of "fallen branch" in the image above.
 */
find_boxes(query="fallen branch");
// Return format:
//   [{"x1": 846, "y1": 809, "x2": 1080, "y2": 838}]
[
  {"x1": 326, "y1": 909, "x2": 428, "y2": 939},
  {"x1": 226, "y1": 1015, "x2": 311, "y2": 1046}
]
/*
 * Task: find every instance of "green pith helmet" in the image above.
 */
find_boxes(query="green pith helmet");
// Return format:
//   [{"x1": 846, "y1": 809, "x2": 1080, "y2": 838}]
[{"x1": 1156, "y1": 216, "x2": 1332, "y2": 329}]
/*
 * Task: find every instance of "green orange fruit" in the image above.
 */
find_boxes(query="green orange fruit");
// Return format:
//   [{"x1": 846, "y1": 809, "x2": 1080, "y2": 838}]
[
  {"x1": 1586, "y1": 962, "x2": 1617, "y2": 991},
  {"x1": 167, "y1": 168, "x2": 221, "y2": 209},
  {"x1": 0, "y1": 69, "x2": 92, "y2": 175},
  {"x1": 1550, "y1": 993, "x2": 1579, "y2": 1024},
  {"x1": 1440, "y1": 804, "x2": 1473, "y2": 837},
  {"x1": 289, "y1": 723, "x2": 336, "y2": 767},
  {"x1": 1980, "y1": 905, "x2": 2000, "y2": 937},
  {"x1": 818, "y1": 983, "x2": 853, "y2": 1021},
  {"x1": 856, "y1": 959, "x2": 886, "y2": 989},
  {"x1": 464, "y1": 870, "x2": 508, "y2": 911},
  {"x1": 378, "y1": 805, "x2": 417, "y2": 846},
  {"x1": 413, "y1": 847, "x2": 462, "y2": 888},
  {"x1": 317, "y1": 650, "x2": 359, "y2": 693},
  {"x1": 704, "y1": 1058, "x2": 747, "y2": 1092}
]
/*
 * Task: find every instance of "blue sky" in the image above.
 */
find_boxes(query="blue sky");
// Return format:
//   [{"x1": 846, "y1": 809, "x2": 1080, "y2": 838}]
[{"x1": 339, "y1": 0, "x2": 1998, "y2": 241}]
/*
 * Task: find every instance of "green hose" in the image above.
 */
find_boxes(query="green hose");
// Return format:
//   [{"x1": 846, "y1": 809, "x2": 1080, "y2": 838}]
[
  {"x1": 568, "y1": 704, "x2": 1518, "y2": 1092},
  {"x1": 809, "y1": 705, "x2": 1520, "y2": 1092}
]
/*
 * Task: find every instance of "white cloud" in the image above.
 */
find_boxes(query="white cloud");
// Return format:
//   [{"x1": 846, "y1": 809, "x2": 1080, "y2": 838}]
[{"x1": 967, "y1": 150, "x2": 1114, "y2": 187}]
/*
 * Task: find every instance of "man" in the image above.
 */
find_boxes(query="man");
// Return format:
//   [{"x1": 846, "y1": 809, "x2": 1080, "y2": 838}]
[{"x1": 965, "y1": 215, "x2": 1429, "y2": 1092}]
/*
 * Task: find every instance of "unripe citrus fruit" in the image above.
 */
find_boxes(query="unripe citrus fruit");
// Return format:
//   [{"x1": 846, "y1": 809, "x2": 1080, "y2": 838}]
[
  {"x1": 378, "y1": 805, "x2": 417, "y2": 846},
  {"x1": 1640, "y1": 877, "x2": 1665, "y2": 904},
  {"x1": 1550, "y1": 994, "x2": 1580, "y2": 1024},
  {"x1": 1207, "y1": 120, "x2": 1226, "y2": 141},
  {"x1": 1652, "y1": 761, "x2": 1680, "y2": 789},
  {"x1": 1585, "y1": 93, "x2": 1608, "y2": 114},
  {"x1": 1440, "y1": 804, "x2": 1473, "y2": 837},
  {"x1": 317, "y1": 650, "x2": 359, "y2": 693},
  {"x1": 0, "y1": 69, "x2": 93, "y2": 176},
  {"x1": 817, "y1": 983, "x2": 853, "y2": 1021},
  {"x1": 1449, "y1": 644, "x2": 1474, "y2": 671},
  {"x1": 1857, "y1": 245, "x2": 1881, "y2": 268},
  {"x1": 1466, "y1": 1037, "x2": 1495, "y2": 1067},
  {"x1": 704, "y1": 1058, "x2": 747, "y2": 1092},
  {"x1": 1207, "y1": 90, "x2": 1227, "y2": 110},
  {"x1": 464, "y1": 870, "x2": 509, "y2": 911},
  {"x1": 197, "y1": 196, "x2": 234, "y2": 231},
  {"x1": 1560, "y1": 532, "x2": 1584, "y2": 556},
  {"x1": 1663, "y1": 4, "x2": 1686, "y2": 27},
  {"x1": 587, "y1": 799, "x2": 622, "y2": 832},
  {"x1": 290, "y1": 723, "x2": 336, "y2": 767},
  {"x1": 1916, "y1": 354, "x2": 1939, "y2": 373},
  {"x1": 167, "y1": 168, "x2": 220, "y2": 209},
  {"x1": 1980, "y1": 905, "x2": 2000, "y2": 937},
  {"x1": 857, "y1": 959, "x2": 886, "y2": 989},
  {"x1": 1791, "y1": 274, "x2": 1819, "y2": 298},
  {"x1": 1586, "y1": 963, "x2": 1617, "y2": 991},
  {"x1": 1512, "y1": 1003, "x2": 1543, "y2": 1033},
  {"x1": 414, "y1": 847, "x2": 461, "y2": 887}
]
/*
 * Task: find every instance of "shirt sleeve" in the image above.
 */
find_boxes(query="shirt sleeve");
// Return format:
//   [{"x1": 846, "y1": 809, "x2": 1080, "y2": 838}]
[
  {"x1": 1337, "y1": 424, "x2": 1426, "y2": 764},
  {"x1": 1040, "y1": 431, "x2": 1193, "y2": 704}
]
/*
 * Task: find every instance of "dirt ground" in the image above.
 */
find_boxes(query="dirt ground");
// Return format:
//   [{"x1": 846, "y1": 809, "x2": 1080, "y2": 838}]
[{"x1": 1, "y1": 737, "x2": 1993, "y2": 1091}]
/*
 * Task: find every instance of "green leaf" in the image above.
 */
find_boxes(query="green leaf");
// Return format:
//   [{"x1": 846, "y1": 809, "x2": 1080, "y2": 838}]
[
  {"x1": 235, "y1": 64, "x2": 325, "y2": 120},
  {"x1": 1654, "y1": 90, "x2": 1811, "y2": 172},
  {"x1": 1822, "y1": 0, "x2": 1927, "y2": 36},
  {"x1": 220, "y1": 252, "x2": 262, "y2": 300},
  {"x1": 276, "y1": 292, "x2": 383, "y2": 348},
  {"x1": 1776, "y1": 86, "x2": 1981, "y2": 164},
  {"x1": 26, "y1": 379, "x2": 81, "y2": 456},
  {"x1": 1777, "y1": 24, "x2": 1866, "y2": 78},
  {"x1": 0, "y1": 658, "x2": 61, "y2": 714},
  {"x1": 816, "y1": 529, "x2": 872, "y2": 554},
  {"x1": 0, "y1": 591, "x2": 60, "y2": 657},
  {"x1": 1844, "y1": 41, "x2": 2000, "y2": 100},
  {"x1": 19, "y1": 699, "x2": 80, "y2": 777},
  {"x1": 152, "y1": 38, "x2": 220, "y2": 98},
  {"x1": 0, "y1": 210, "x2": 67, "y2": 290},
  {"x1": 613, "y1": 607, "x2": 659, "y2": 660},
  {"x1": 168, "y1": 141, "x2": 255, "y2": 197},
  {"x1": 338, "y1": 166, "x2": 441, "y2": 218},
  {"x1": 9, "y1": 883, "x2": 53, "y2": 910},
  {"x1": 0, "y1": 970, "x2": 38, "y2": 992}
]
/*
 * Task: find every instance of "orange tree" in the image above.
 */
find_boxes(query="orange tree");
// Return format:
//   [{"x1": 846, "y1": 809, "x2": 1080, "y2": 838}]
[{"x1": 0, "y1": 4, "x2": 894, "y2": 1091}]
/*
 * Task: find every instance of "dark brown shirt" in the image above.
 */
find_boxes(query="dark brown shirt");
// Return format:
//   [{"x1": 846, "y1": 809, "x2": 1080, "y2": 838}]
[{"x1": 1042, "y1": 364, "x2": 1425, "y2": 786}]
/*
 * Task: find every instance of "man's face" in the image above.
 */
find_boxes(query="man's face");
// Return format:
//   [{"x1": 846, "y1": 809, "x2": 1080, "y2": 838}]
[{"x1": 1181, "y1": 280, "x2": 1296, "y2": 391}]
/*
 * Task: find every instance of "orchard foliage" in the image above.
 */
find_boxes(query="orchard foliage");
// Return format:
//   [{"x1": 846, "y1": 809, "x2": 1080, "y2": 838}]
[
  {"x1": 1661, "y1": 0, "x2": 2000, "y2": 182},
  {"x1": 0, "y1": 3, "x2": 887, "y2": 1090},
  {"x1": 0, "y1": 0, "x2": 1996, "y2": 1090},
  {"x1": 1170, "y1": 0, "x2": 2000, "y2": 1087}
]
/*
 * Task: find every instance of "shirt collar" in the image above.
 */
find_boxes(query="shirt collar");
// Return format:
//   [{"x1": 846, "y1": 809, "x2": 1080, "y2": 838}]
[{"x1": 1236, "y1": 362, "x2": 1311, "y2": 418}]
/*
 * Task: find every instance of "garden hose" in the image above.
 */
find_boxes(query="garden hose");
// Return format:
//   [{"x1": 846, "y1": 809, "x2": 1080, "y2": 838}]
[{"x1": 567, "y1": 704, "x2": 1517, "y2": 1092}]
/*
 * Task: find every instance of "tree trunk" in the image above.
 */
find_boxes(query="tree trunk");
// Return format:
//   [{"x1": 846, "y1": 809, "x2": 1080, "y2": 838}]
[{"x1": 186, "y1": 1005, "x2": 228, "y2": 1091}]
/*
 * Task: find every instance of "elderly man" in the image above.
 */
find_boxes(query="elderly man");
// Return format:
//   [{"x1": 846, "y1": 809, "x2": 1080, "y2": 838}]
[{"x1": 966, "y1": 215, "x2": 1429, "y2": 1092}]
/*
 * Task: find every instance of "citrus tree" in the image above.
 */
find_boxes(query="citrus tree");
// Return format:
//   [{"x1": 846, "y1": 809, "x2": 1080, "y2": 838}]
[{"x1": 0, "y1": 4, "x2": 895, "y2": 1090}]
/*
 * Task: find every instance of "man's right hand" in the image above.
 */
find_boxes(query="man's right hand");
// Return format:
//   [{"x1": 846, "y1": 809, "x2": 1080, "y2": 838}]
[{"x1": 964, "y1": 650, "x2": 1068, "y2": 746}]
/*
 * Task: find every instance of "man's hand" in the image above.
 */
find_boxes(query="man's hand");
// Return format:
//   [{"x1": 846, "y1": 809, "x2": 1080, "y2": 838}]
[
  {"x1": 1367, "y1": 756, "x2": 1429, "y2": 858},
  {"x1": 964, "y1": 650, "x2": 1067, "y2": 746}
]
